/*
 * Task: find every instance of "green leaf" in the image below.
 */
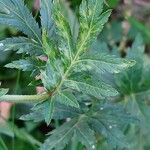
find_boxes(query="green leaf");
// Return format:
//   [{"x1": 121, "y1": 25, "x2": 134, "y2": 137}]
[
  {"x1": 74, "y1": 53, "x2": 135, "y2": 74},
  {"x1": 53, "y1": 0, "x2": 77, "y2": 60},
  {"x1": 0, "y1": 137, "x2": 8, "y2": 150},
  {"x1": 26, "y1": 90, "x2": 80, "y2": 125},
  {"x1": 20, "y1": 102, "x2": 82, "y2": 122},
  {"x1": 0, "y1": 88, "x2": 9, "y2": 97},
  {"x1": 41, "y1": 61, "x2": 61, "y2": 91},
  {"x1": 0, "y1": 121, "x2": 41, "y2": 147},
  {"x1": 41, "y1": 101, "x2": 136, "y2": 150},
  {"x1": 5, "y1": 59, "x2": 36, "y2": 71},
  {"x1": 0, "y1": 37, "x2": 43, "y2": 56},
  {"x1": 90, "y1": 118, "x2": 128, "y2": 149},
  {"x1": 40, "y1": 0, "x2": 54, "y2": 37},
  {"x1": 0, "y1": 2, "x2": 139, "y2": 149},
  {"x1": 89, "y1": 102, "x2": 137, "y2": 149},
  {"x1": 44, "y1": 99, "x2": 55, "y2": 125},
  {"x1": 5, "y1": 58, "x2": 44, "y2": 77},
  {"x1": 41, "y1": 118, "x2": 76, "y2": 150},
  {"x1": 64, "y1": 76, "x2": 118, "y2": 99},
  {"x1": 41, "y1": 117, "x2": 96, "y2": 150},
  {"x1": 128, "y1": 17, "x2": 150, "y2": 43},
  {"x1": 20, "y1": 102, "x2": 45, "y2": 123},
  {"x1": 53, "y1": 91, "x2": 79, "y2": 108},
  {"x1": 117, "y1": 93, "x2": 150, "y2": 149},
  {"x1": 75, "y1": 120, "x2": 96, "y2": 150},
  {"x1": 0, "y1": 0, "x2": 42, "y2": 44},
  {"x1": 42, "y1": 29, "x2": 57, "y2": 59},
  {"x1": 53, "y1": 103, "x2": 82, "y2": 119},
  {"x1": 77, "y1": 0, "x2": 111, "y2": 53},
  {"x1": 127, "y1": 34, "x2": 145, "y2": 60},
  {"x1": 115, "y1": 34, "x2": 144, "y2": 94}
]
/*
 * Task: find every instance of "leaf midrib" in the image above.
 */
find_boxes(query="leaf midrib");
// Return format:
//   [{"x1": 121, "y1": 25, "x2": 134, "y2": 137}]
[
  {"x1": 58, "y1": 91, "x2": 78, "y2": 107},
  {"x1": 52, "y1": 28, "x2": 92, "y2": 95},
  {"x1": 49, "y1": 2, "x2": 99, "y2": 100},
  {"x1": 54, "y1": 4, "x2": 73, "y2": 61},
  {"x1": 66, "y1": 79, "x2": 103, "y2": 91},
  {"x1": 48, "y1": 121, "x2": 77, "y2": 148},
  {"x1": 4, "y1": 38, "x2": 42, "y2": 50},
  {"x1": 48, "y1": 117, "x2": 88, "y2": 148},
  {"x1": 76, "y1": 124, "x2": 94, "y2": 148}
]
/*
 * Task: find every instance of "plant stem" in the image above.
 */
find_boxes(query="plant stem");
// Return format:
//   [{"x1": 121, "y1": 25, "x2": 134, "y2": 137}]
[
  {"x1": 0, "y1": 4, "x2": 93, "y2": 104},
  {"x1": 0, "y1": 93, "x2": 49, "y2": 103}
]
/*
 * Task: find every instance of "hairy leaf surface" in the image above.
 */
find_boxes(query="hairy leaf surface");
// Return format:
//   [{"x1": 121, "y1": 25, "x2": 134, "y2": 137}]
[
  {"x1": 0, "y1": 0, "x2": 42, "y2": 43},
  {"x1": 73, "y1": 53, "x2": 135, "y2": 74},
  {"x1": 40, "y1": 0, "x2": 54, "y2": 37},
  {"x1": 0, "y1": 37, "x2": 43, "y2": 56}
]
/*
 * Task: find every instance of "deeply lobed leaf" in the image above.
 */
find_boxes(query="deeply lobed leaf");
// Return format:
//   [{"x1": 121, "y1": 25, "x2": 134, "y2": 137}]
[
  {"x1": 0, "y1": 0, "x2": 42, "y2": 43},
  {"x1": 0, "y1": 1, "x2": 139, "y2": 149}
]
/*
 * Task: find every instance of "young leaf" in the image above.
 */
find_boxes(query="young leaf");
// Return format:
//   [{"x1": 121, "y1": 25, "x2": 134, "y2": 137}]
[
  {"x1": 77, "y1": 0, "x2": 111, "y2": 53},
  {"x1": 53, "y1": 0, "x2": 76, "y2": 60},
  {"x1": 41, "y1": 61, "x2": 61, "y2": 91}
]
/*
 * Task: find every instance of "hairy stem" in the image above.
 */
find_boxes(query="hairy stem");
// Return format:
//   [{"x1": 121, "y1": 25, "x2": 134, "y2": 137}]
[
  {"x1": 0, "y1": 1, "x2": 94, "y2": 104},
  {"x1": 0, "y1": 93, "x2": 49, "y2": 103}
]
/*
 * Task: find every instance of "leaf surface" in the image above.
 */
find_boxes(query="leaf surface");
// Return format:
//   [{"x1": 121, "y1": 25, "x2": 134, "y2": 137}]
[{"x1": 0, "y1": 0, "x2": 42, "y2": 43}]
